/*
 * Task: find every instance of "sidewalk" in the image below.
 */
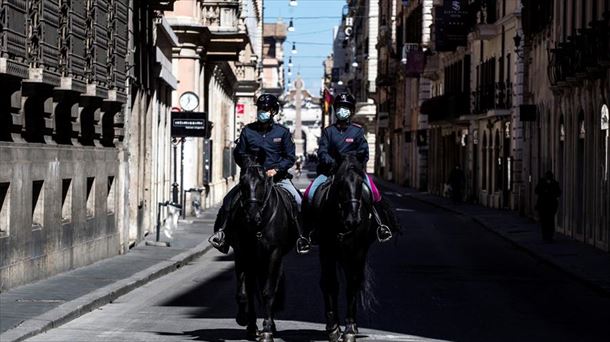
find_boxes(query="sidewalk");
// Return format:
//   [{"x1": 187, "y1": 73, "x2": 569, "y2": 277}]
[
  {"x1": 373, "y1": 177, "x2": 610, "y2": 296},
  {"x1": 0, "y1": 207, "x2": 219, "y2": 342}
]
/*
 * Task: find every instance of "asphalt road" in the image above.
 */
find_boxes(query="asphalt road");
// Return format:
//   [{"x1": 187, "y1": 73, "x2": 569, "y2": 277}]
[{"x1": 27, "y1": 176, "x2": 610, "y2": 342}]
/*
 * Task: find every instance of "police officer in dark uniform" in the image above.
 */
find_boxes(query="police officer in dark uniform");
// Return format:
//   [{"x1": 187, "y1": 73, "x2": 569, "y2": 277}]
[
  {"x1": 208, "y1": 94, "x2": 311, "y2": 254},
  {"x1": 304, "y1": 93, "x2": 393, "y2": 241}
]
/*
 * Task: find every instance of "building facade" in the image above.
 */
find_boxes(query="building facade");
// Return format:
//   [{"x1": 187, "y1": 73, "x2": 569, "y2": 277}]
[
  {"x1": 377, "y1": 0, "x2": 610, "y2": 251},
  {"x1": 167, "y1": 0, "x2": 262, "y2": 212},
  {"x1": 0, "y1": 0, "x2": 180, "y2": 290}
]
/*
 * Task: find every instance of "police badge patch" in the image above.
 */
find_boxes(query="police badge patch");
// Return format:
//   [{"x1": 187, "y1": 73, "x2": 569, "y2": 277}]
[
  {"x1": 345, "y1": 138, "x2": 354, "y2": 143},
  {"x1": 273, "y1": 137, "x2": 282, "y2": 143}
]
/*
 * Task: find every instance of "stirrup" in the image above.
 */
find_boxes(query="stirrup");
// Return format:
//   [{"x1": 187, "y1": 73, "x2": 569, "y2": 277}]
[
  {"x1": 376, "y1": 225, "x2": 392, "y2": 243},
  {"x1": 208, "y1": 231, "x2": 228, "y2": 253},
  {"x1": 296, "y1": 237, "x2": 311, "y2": 255}
]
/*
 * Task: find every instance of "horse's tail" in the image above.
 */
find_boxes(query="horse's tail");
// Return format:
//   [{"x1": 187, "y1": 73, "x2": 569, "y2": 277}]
[{"x1": 359, "y1": 261, "x2": 378, "y2": 312}]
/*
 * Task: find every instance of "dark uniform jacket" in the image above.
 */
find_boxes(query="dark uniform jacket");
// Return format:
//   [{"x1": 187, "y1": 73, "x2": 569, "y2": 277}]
[
  {"x1": 318, "y1": 122, "x2": 368, "y2": 174},
  {"x1": 234, "y1": 122, "x2": 296, "y2": 180}
]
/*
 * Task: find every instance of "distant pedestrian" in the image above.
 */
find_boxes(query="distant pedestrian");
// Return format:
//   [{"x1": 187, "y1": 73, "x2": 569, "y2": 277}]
[
  {"x1": 448, "y1": 165, "x2": 465, "y2": 203},
  {"x1": 535, "y1": 171, "x2": 561, "y2": 242},
  {"x1": 295, "y1": 155, "x2": 303, "y2": 178}
]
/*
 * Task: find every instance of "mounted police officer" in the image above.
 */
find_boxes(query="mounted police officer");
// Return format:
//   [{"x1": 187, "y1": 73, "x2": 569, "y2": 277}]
[
  {"x1": 303, "y1": 93, "x2": 394, "y2": 241},
  {"x1": 209, "y1": 94, "x2": 312, "y2": 255}
]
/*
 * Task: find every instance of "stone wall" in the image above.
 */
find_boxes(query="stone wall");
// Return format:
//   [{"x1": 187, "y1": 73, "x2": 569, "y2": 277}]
[{"x1": 0, "y1": 143, "x2": 121, "y2": 290}]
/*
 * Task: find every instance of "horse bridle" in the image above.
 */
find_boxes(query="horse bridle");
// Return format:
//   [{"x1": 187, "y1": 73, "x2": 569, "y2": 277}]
[{"x1": 336, "y1": 196, "x2": 362, "y2": 241}]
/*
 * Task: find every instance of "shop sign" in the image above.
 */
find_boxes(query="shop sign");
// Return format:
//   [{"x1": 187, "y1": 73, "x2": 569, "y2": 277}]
[
  {"x1": 434, "y1": 1, "x2": 469, "y2": 52},
  {"x1": 602, "y1": 104, "x2": 609, "y2": 130},
  {"x1": 171, "y1": 111, "x2": 207, "y2": 138},
  {"x1": 236, "y1": 103, "x2": 245, "y2": 116}
]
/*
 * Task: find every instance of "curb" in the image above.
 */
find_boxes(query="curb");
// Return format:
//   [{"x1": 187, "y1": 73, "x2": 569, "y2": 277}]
[
  {"x1": 0, "y1": 242, "x2": 214, "y2": 342},
  {"x1": 406, "y1": 193, "x2": 610, "y2": 297}
]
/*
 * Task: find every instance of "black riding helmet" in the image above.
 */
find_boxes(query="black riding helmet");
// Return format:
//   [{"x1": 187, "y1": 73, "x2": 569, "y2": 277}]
[
  {"x1": 256, "y1": 94, "x2": 280, "y2": 114},
  {"x1": 333, "y1": 93, "x2": 356, "y2": 113}
]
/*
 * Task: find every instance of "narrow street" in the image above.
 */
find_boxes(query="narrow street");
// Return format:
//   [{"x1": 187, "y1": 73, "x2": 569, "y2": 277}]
[{"x1": 25, "y1": 176, "x2": 610, "y2": 342}]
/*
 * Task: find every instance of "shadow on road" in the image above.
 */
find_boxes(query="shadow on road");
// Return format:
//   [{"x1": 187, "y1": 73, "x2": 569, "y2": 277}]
[{"x1": 157, "y1": 328, "x2": 328, "y2": 342}]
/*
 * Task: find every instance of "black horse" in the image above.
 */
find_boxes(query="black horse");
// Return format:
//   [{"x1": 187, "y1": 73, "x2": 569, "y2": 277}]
[
  {"x1": 224, "y1": 157, "x2": 299, "y2": 341},
  {"x1": 316, "y1": 154, "x2": 379, "y2": 342}
]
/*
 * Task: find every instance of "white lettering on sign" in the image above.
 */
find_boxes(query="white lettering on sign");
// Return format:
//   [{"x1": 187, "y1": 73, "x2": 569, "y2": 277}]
[{"x1": 173, "y1": 119, "x2": 205, "y2": 129}]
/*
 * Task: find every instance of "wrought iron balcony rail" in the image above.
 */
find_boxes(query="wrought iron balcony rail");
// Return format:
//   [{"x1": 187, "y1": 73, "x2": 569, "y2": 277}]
[{"x1": 472, "y1": 81, "x2": 512, "y2": 114}]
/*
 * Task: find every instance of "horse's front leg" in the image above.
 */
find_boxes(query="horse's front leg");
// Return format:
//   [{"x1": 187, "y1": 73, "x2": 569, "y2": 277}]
[
  {"x1": 343, "y1": 258, "x2": 366, "y2": 342},
  {"x1": 235, "y1": 255, "x2": 248, "y2": 327},
  {"x1": 235, "y1": 249, "x2": 258, "y2": 339},
  {"x1": 261, "y1": 248, "x2": 283, "y2": 342},
  {"x1": 319, "y1": 246, "x2": 341, "y2": 342}
]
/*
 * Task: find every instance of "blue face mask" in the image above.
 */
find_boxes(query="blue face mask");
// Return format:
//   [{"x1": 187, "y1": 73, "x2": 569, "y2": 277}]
[
  {"x1": 257, "y1": 111, "x2": 272, "y2": 123},
  {"x1": 335, "y1": 107, "x2": 352, "y2": 121}
]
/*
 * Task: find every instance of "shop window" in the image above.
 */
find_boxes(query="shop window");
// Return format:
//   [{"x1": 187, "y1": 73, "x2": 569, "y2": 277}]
[
  {"x1": 0, "y1": 182, "x2": 9, "y2": 237},
  {"x1": 482, "y1": 133, "x2": 488, "y2": 190},
  {"x1": 32, "y1": 180, "x2": 44, "y2": 228},
  {"x1": 495, "y1": 130, "x2": 502, "y2": 192}
]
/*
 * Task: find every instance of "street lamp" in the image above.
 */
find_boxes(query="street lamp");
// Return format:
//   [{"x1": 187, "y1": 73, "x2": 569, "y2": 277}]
[
  {"x1": 288, "y1": 18, "x2": 295, "y2": 32},
  {"x1": 289, "y1": 0, "x2": 298, "y2": 7},
  {"x1": 292, "y1": 42, "x2": 298, "y2": 54},
  {"x1": 352, "y1": 60, "x2": 359, "y2": 68},
  {"x1": 288, "y1": 56, "x2": 293, "y2": 67},
  {"x1": 288, "y1": 67, "x2": 292, "y2": 76},
  {"x1": 513, "y1": 33, "x2": 524, "y2": 59}
]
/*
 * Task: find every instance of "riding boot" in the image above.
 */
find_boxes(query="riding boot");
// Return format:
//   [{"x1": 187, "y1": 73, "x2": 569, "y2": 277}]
[
  {"x1": 209, "y1": 206, "x2": 230, "y2": 254},
  {"x1": 208, "y1": 216, "x2": 229, "y2": 254},
  {"x1": 295, "y1": 207, "x2": 311, "y2": 255}
]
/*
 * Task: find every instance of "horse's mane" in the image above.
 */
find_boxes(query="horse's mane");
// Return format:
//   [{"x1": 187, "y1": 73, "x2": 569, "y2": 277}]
[{"x1": 335, "y1": 153, "x2": 366, "y2": 178}]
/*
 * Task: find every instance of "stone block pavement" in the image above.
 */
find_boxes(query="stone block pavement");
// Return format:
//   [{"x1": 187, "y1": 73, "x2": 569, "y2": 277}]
[
  {"x1": 0, "y1": 206, "x2": 220, "y2": 342},
  {"x1": 373, "y1": 177, "x2": 610, "y2": 297}
]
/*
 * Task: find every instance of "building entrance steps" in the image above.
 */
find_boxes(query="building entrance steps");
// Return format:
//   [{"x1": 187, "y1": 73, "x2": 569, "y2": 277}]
[{"x1": 0, "y1": 207, "x2": 220, "y2": 342}]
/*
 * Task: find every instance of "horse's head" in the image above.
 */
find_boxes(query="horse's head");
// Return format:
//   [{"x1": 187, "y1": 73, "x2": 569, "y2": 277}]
[
  {"x1": 239, "y1": 156, "x2": 271, "y2": 226},
  {"x1": 334, "y1": 153, "x2": 366, "y2": 229}
]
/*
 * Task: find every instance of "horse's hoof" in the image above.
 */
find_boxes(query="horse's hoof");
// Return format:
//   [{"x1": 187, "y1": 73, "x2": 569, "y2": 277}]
[
  {"x1": 246, "y1": 325, "x2": 260, "y2": 340},
  {"x1": 236, "y1": 310, "x2": 248, "y2": 326},
  {"x1": 259, "y1": 332, "x2": 274, "y2": 342},
  {"x1": 342, "y1": 332, "x2": 356, "y2": 342},
  {"x1": 328, "y1": 327, "x2": 342, "y2": 342}
]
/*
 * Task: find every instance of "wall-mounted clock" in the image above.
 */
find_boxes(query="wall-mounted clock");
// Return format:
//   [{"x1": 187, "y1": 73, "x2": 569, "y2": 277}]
[{"x1": 179, "y1": 91, "x2": 199, "y2": 112}]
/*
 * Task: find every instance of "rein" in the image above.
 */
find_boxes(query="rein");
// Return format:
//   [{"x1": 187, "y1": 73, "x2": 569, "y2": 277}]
[{"x1": 243, "y1": 176, "x2": 275, "y2": 239}]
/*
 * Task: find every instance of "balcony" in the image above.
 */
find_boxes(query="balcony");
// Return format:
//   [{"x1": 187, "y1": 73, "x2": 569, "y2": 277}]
[
  {"x1": 472, "y1": 81, "x2": 513, "y2": 115},
  {"x1": 522, "y1": 0, "x2": 553, "y2": 36},
  {"x1": 169, "y1": 0, "x2": 248, "y2": 62},
  {"x1": 200, "y1": 0, "x2": 247, "y2": 61},
  {"x1": 421, "y1": 92, "x2": 470, "y2": 123},
  {"x1": 235, "y1": 62, "x2": 259, "y2": 95}
]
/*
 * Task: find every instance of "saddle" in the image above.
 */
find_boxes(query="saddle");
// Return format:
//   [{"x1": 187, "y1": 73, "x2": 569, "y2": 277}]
[
  {"x1": 312, "y1": 177, "x2": 333, "y2": 211},
  {"x1": 274, "y1": 184, "x2": 301, "y2": 220}
]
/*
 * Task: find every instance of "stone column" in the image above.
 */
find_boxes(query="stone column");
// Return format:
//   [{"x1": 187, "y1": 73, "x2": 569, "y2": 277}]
[{"x1": 294, "y1": 76, "x2": 304, "y2": 157}]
